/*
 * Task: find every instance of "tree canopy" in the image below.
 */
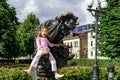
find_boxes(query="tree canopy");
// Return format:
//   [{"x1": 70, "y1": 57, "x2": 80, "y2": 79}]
[
  {"x1": 0, "y1": 0, "x2": 40, "y2": 59},
  {"x1": 98, "y1": 0, "x2": 120, "y2": 58},
  {"x1": 16, "y1": 13, "x2": 40, "y2": 57},
  {"x1": 0, "y1": 0, "x2": 19, "y2": 58}
]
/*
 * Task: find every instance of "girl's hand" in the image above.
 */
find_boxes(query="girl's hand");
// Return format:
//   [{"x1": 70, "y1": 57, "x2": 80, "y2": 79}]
[
  {"x1": 56, "y1": 44, "x2": 63, "y2": 47},
  {"x1": 40, "y1": 48, "x2": 49, "y2": 54},
  {"x1": 43, "y1": 50, "x2": 49, "y2": 54}
]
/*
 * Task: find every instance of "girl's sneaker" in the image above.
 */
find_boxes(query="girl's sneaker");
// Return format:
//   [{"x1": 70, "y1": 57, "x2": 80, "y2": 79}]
[
  {"x1": 35, "y1": 76, "x2": 39, "y2": 80},
  {"x1": 24, "y1": 70, "x2": 31, "y2": 75},
  {"x1": 55, "y1": 73, "x2": 64, "y2": 79}
]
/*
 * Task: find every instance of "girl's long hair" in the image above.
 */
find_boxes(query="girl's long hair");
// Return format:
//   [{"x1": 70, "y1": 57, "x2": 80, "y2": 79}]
[{"x1": 38, "y1": 26, "x2": 48, "y2": 37}]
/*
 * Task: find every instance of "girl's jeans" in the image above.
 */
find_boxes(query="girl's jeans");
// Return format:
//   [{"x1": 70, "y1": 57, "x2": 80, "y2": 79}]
[{"x1": 30, "y1": 50, "x2": 57, "y2": 71}]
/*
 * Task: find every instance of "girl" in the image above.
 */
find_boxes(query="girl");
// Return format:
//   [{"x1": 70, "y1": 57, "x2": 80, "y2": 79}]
[{"x1": 24, "y1": 26, "x2": 64, "y2": 79}]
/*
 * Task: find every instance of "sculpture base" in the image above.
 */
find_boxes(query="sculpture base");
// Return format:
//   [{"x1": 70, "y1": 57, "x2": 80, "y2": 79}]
[{"x1": 37, "y1": 65, "x2": 55, "y2": 80}]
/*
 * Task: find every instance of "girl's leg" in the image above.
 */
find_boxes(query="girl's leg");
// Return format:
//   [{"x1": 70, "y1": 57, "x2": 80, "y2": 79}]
[
  {"x1": 24, "y1": 50, "x2": 43, "y2": 80},
  {"x1": 49, "y1": 52, "x2": 57, "y2": 72},
  {"x1": 49, "y1": 52, "x2": 64, "y2": 79},
  {"x1": 29, "y1": 50, "x2": 43, "y2": 71}
]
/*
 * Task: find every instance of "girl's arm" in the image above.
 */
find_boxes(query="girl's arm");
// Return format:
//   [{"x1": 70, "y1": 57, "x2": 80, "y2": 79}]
[
  {"x1": 53, "y1": 44, "x2": 63, "y2": 47},
  {"x1": 36, "y1": 37, "x2": 43, "y2": 50},
  {"x1": 47, "y1": 38, "x2": 63, "y2": 47},
  {"x1": 47, "y1": 39, "x2": 54, "y2": 47},
  {"x1": 39, "y1": 47, "x2": 49, "y2": 54}
]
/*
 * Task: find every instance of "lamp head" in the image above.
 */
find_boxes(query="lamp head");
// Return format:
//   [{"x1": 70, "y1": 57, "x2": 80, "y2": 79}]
[
  {"x1": 87, "y1": 0, "x2": 94, "y2": 8},
  {"x1": 101, "y1": 1, "x2": 108, "y2": 9}
]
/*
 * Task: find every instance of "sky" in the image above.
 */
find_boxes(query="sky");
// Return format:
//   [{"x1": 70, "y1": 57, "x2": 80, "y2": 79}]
[{"x1": 7, "y1": 0, "x2": 98, "y2": 25}]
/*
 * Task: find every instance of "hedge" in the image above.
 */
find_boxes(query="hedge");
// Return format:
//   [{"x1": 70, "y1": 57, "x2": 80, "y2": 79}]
[
  {"x1": 0, "y1": 66, "x2": 32, "y2": 80},
  {"x1": 1, "y1": 58, "x2": 120, "y2": 80},
  {"x1": 1, "y1": 65, "x2": 120, "y2": 80},
  {"x1": 59, "y1": 66, "x2": 120, "y2": 80},
  {"x1": 67, "y1": 59, "x2": 120, "y2": 67}
]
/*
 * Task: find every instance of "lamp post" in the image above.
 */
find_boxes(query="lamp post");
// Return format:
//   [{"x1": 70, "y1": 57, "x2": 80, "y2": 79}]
[{"x1": 87, "y1": 0, "x2": 108, "y2": 80}]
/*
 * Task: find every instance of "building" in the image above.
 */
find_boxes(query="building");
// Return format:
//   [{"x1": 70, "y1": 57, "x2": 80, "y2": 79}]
[
  {"x1": 63, "y1": 24, "x2": 93, "y2": 59},
  {"x1": 87, "y1": 31, "x2": 96, "y2": 59},
  {"x1": 63, "y1": 32, "x2": 88, "y2": 59}
]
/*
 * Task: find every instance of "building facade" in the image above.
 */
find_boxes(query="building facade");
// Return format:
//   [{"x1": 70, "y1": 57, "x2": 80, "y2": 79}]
[
  {"x1": 87, "y1": 31, "x2": 96, "y2": 59},
  {"x1": 63, "y1": 36, "x2": 80, "y2": 59},
  {"x1": 63, "y1": 24, "x2": 93, "y2": 59}
]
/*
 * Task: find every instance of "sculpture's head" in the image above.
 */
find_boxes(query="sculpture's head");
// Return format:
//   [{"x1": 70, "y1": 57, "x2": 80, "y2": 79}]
[
  {"x1": 35, "y1": 12, "x2": 79, "y2": 42},
  {"x1": 56, "y1": 12, "x2": 79, "y2": 30}
]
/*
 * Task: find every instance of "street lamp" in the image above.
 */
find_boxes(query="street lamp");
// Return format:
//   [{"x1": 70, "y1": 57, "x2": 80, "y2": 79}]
[{"x1": 87, "y1": 0, "x2": 108, "y2": 80}]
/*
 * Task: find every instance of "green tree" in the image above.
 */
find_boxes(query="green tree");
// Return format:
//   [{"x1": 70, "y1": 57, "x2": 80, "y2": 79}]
[
  {"x1": 16, "y1": 13, "x2": 40, "y2": 57},
  {"x1": 98, "y1": 0, "x2": 120, "y2": 58},
  {"x1": 0, "y1": 0, "x2": 19, "y2": 58}
]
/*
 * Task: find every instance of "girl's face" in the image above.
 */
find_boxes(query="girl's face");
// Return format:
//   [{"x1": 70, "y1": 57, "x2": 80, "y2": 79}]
[{"x1": 41, "y1": 28, "x2": 48, "y2": 38}]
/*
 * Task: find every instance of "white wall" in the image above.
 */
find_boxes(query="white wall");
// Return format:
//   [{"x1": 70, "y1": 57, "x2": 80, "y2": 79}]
[
  {"x1": 63, "y1": 38, "x2": 80, "y2": 59},
  {"x1": 87, "y1": 31, "x2": 96, "y2": 59}
]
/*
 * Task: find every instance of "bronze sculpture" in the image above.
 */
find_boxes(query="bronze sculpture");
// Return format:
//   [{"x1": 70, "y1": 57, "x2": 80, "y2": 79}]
[{"x1": 34, "y1": 12, "x2": 79, "y2": 80}]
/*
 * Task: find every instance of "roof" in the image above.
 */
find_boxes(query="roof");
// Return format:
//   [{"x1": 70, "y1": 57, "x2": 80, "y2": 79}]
[{"x1": 72, "y1": 24, "x2": 93, "y2": 33}]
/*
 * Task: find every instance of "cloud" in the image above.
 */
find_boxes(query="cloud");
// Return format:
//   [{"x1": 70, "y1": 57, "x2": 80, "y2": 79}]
[
  {"x1": 21, "y1": 0, "x2": 40, "y2": 20},
  {"x1": 7, "y1": 0, "x2": 95, "y2": 25}
]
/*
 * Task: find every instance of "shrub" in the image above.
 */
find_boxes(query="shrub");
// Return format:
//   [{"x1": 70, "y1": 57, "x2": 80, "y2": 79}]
[
  {"x1": 0, "y1": 67, "x2": 31, "y2": 80},
  {"x1": 1, "y1": 62, "x2": 120, "y2": 80},
  {"x1": 67, "y1": 59, "x2": 120, "y2": 67},
  {"x1": 59, "y1": 66, "x2": 120, "y2": 80},
  {"x1": 59, "y1": 66, "x2": 106, "y2": 80}
]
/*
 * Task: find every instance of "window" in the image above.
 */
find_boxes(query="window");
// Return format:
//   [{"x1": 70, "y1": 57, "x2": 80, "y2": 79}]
[
  {"x1": 74, "y1": 41, "x2": 78, "y2": 47},
  {"x1": 67, "y1": 42, "x2": 69, "y2": 46},
  {"x1": 91, "y1": 41, "x2": 93, "y2": 46},
  {"x1": 64, "y1": 43, "x2": 66, "y2": 46},
  {"x1": 91, "y1": 32, "x2": 93, "y2": 36},
  {"x1": 91, "y1": 51, "x2": 93, "y2": 56},
  {"x1": 70, "y1": 42, "x2": 73, "y2": 48}
]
